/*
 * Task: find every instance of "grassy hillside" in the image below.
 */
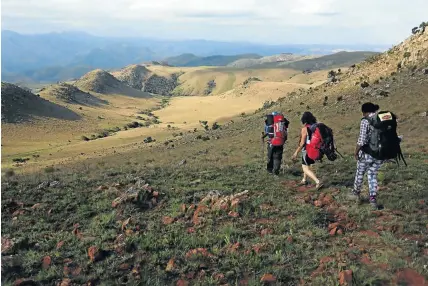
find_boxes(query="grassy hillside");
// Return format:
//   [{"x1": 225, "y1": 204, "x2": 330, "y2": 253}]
[
  {"x1": 261, "y1": 51, "x2": 379, "y2": 70},
  {"x1": 1, "y1": 82, "x2": 81, "y2": 123},
  {"x1": 1, "y1": 29, "x2": 427, "y2": 286},
  {"x1": 165, "y1": 54, "x2": 262, "y2": 67}
]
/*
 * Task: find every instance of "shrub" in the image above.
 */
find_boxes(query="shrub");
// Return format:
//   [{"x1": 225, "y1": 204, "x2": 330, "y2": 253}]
[
  {"x1": 12, "y1": 158, "x2": 30, "y2": 163},
  {"x1": 337, "y1": 96, "x2": 343, "y2": 102},
  {"x1": 212, "y1": 122, "x2": 220, "y2": 130},
  {"x1": 403, "y1": 52, "x2": 411, "y2": 58},
  {"x1": 4, "y1": 169, "x2": 15, "y2": 178},
  {"x1": 44, "y1": 166, "x2": 55, "y2": 173},
  {"x1": 81, "y1": 136, "x2": 90, "y2": 141}
]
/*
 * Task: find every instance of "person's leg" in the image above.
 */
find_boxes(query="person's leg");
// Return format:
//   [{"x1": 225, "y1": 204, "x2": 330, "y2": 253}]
[
  {"x1": 352, "y1": 153, "x2": 369, "y2": 195},
  {"x1": 266, "y1": 144, "x2": 273, "y2": 173},
  {"x1": 367, "y1": 158, "x2": 382, "y2": 208},
  {"x1": 302, "y1": 164, "x2": 320, "y2": 185},
  {"x1": 273, "y1": 146, "x2": 283, "y2": 175}
]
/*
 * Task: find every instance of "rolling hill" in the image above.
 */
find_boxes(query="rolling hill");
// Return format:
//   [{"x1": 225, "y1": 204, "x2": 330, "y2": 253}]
[
  {"x1": 165, "y1": 53, "x2": 262, "y2": 67},
  {"x1": 39, "y1": 83, "x2": 108, "y2": 106},
  {"x1": 227, "y1": 53, "x2": 319, "y2": 68},
  {"x1": 1, "y1": 82, "x2": 80, "y2": 123}
]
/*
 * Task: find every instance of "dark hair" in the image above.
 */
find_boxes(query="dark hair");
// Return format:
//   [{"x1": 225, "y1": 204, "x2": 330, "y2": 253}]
[
  {"x1": 361, "y1": 102, "x2": 379, "y2": 113},
  {"x1": 301, "y1": 111, "x2": 317, "y2": 125}
]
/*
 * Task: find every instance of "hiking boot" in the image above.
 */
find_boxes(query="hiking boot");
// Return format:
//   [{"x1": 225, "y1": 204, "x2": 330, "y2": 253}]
[
  {"x1": 347, "y1": 191, "x2": 361, "y2": 203},
  {"x1": 297, "y1": 180, "x2": 308, "y2": 186},
  {"x1": 369, "y1": 196, "x2": 378, "y2": 210},
  {"x1": 315, "y1": 182, "x2": 324, "y2": 191}
]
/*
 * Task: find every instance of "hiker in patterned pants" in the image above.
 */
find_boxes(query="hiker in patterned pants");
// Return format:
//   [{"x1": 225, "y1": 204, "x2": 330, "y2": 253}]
[
  {"x1": 353, "y1": 153, "x2": 382, "y2": 198},
  {"x1": 350, "y1": 102, "x2": 383, "y2": 209}
]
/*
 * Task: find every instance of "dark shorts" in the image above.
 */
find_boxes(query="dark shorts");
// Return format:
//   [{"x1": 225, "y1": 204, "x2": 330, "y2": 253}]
[{"x1": 302, "y1": 153, "x2": 315, "y2": 166}]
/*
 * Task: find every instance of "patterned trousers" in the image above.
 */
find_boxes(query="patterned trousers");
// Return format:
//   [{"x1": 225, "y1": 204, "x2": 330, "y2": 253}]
[{"x1": 353, "y1": 152, "x2": 383, "y2": 197}]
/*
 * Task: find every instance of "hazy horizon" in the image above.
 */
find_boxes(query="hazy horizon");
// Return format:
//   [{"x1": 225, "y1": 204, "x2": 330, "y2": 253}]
[{"x1": 2, "y1": 0, "x2": 427, "y2": 46}]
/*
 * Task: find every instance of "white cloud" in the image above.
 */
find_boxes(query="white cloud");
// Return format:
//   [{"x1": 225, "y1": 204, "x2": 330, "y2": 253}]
[{"x1": 1, "y1": 0, "x2": 427, "y2": 44}]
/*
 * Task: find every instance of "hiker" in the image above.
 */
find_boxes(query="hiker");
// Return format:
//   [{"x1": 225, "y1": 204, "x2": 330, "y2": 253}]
[
  {"x1": 262, "y1": 112, "x2": 289, "y2": 175},
  {"x1": 349, "y1": 102, "x2": 405, "y2": 209},
  {"x1": 291, "y1": 111, "x2": 323, "y2": 190}
]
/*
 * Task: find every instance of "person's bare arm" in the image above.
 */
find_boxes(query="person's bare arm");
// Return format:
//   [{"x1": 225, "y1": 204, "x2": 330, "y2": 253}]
[{"x1": 292, "y1": 128, "x2": 307, "y2": 160}]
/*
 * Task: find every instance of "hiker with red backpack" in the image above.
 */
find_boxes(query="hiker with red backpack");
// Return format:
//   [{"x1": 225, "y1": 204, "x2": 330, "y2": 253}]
[
  {"x1": 291, "y1": 112, "x2": 341, "y2": 190},
  {"x1": 262, "y1": 112, "x2": 289, "y2": 176},
  {"x1": 349, "y1": 102, "x2": 406, "y2": 209},
  {"x1": 292, "y1": 112, "x2": 323, "y2": 190}
]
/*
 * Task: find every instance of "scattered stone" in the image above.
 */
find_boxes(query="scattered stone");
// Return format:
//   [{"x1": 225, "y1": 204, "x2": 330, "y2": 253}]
[
  {"x1": 261, "y1": 228, "x2": 273, "y2": 237},
  {"x1": 228, "y1": 211, "x2": 240, "y2": 218},
  {"x1": 185, "y1": 248, "x2": 214, "y2": 259},
  {"x1": 260, "y1": 273, "x2": 276, "y2": 283},
  {"x1": 178, "y1": 159, "x2": 187, "y2": 166},
  {"x1": 338, "y1": 270, "x2": 353, "y2": 285},
  {"x1": 49, "y1": 181, "x2": 60, "y2": 187},
  {"x1": 166, "y1": 258, "x2": 175, "y2": 272},
  {"x1": 395, "y1": 268, "x2": 426, "y2": 285},
  {"x1": 1, "y1": 237, "x2": 14, "y2": 254},
  {"x1": 419, "y1": 111, "x2": 427, "y2": 117},
  {"x1": 88, "y1": 246, "x2": 103, "y2": 262},
  {"x1": 58, "y1": 278, "x2": 71, "y2": 286},
  {"x1": 37, "y1": 181, "x2": 49, "y2": 190},
  {"x1": 176, "y1": 279, "x2": 189, "y2": 286},
  {"x1": 42, "y1": 256, "x2": 51, "y2": 269},
  {"x1": 56, "y1": 241, "x2": 65, "y2": 249},
  {"x1": 162, "y1": 216, "x2": 175, "y2": 225}
]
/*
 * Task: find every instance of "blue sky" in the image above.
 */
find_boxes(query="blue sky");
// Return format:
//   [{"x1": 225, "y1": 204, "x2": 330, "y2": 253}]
[{"x1": 1, "y1": 0, "x2": 427, "y2": 45}]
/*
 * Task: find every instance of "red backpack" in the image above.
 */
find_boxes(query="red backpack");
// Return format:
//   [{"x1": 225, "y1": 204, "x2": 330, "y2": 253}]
[
  {"x1": 266, "y1": 113, "x2": 289, "y2": 146},
  {"x1": 306, "y1": 123, "x2": 341, "y2": 161}
]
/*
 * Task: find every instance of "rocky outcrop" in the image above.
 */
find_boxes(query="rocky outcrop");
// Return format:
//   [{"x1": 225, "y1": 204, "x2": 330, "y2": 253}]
[
  {"x1": 143, "y1": 73, "x2": 181, "y2": 96},
  {"x1": 112, "y1": 65, "x2": 150, "y2": 90}
]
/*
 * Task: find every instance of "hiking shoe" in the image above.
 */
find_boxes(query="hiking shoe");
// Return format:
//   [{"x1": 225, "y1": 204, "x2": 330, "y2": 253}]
[
  {"x1": 315, "y1": 182, "x2": 324, "y2": 191},
  {"x1": 297, "y1": 180, "x2": 308, "y2": 186},
  {"x1": 369, "y1": 196, "x2": 378, "y2": 210}
]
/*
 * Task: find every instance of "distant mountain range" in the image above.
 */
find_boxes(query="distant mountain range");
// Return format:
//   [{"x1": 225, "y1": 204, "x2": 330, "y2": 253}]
[
  {"x1": 164, "y1": 53, "x2": 262, "y2": 67},
  {"x1": 1, "y1": 30, "x2": 389, "y2": 83}
]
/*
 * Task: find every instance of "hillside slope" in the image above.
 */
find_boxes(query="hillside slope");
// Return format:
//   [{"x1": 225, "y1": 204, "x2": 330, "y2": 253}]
[
  {"x1": 39, "y1": 83, "x2": 108, "y2": 106},
  {"x1": 227, "y1": 53, "x2": 318, "y2": 68},
  {"x1": 165, "y1": 53, "x2": 262, "y2": 67},
  {"x1": 263, "y1": 51, "x2": 380, "y2": 70},
  {"x1": 1, "y1": 82, "x2": 80, "y2": 123},
  {"x1": 74, "y1": 69, "x2": 152, "y2": 98}
]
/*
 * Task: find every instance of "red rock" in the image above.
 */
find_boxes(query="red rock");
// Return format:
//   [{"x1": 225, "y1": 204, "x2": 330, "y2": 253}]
[
  {"x1": 119, "y1": 263, "x2": 131, "y2": 270},
  {"x1": 314, "y1": 200, "x2": 324, "y2": 207},
  {"x1": 311, "y1": 264, "x2": 325, "y2": 278},
  {"x1": 231, "y1": 198, "x2": 241, "y2": 208},
  {"x1": 360, "y1": 254, "x2": 372, "y2": 265},
  {"x1": 56, "y1": 241, "x2": 65, "y2": 249},
  {"x1": 228, "y1": 211, "x2": 240, "y2": 218},
  {"x1": 192, "y1": 205, "x2": 208, "y2": 225},
  {"x1": 88, "y1": 246, "x2": 100, "y2": 262},
  {"x1": 337, "y1": 229, "x2": 343, "y2": 235},
  {"x1": 187, "y1": 227, "x2": 195, "y2": 234},
  {"x1": 213, "y1": 273, "x2": 225, "y2": 281},
  {"x1": 328, "y1": 222, "x2": 340, "y2": 230},
  {"x1": 239, "y1": 278, "x2": 249, "y2": 286},
  {"x1": 378, "y1": 263, "x2": 388, "y2": 270},
  {"x1": 260, "y1": 273, "x2": 276, "y2": 283},
  {"x1": 185, "y1": 248, "x2": 214, "y2": 258},
  {"x1": 359, "y1": 230, "x2": 379, "y2": 237},
  {"x1": 261, "y1": 228, "x2": 273, "y2": 237},
  {"x1": 58, "y1": 278, "x2": 71, "y2": 286},
  {"x1": 166, "y1": 258, "x2": 175, "y2": 272},
  {"x1": 1, "y1": 237, "x2": 14, "y2": 253},
  {"x1": 15, "y1": 279, "x2": 36, "y2": 286},
  {"x1": 322, "y1": 194, "x2": 334, "y2": 205},
  {"x1": 252, "y1": 243, "x2": 266, "y2": 254},
  {"x1": 176, "y1": 279, "x2": 189, "y2": 286},
  {"x1": 396, "y1": 268, "x2": 426, "y2": 285},
  {"x1": 287, "y1": 236, "x2": 293, "y2": 243},
  {"x1": 180, "y1": 204, "x2": 187, "y2": 213},
  {"x1": 42, "y1": 256, "x2": 51, "y2": 269},
  {"x1": 152, "y1": 191, "x2": 159, "y2": 197},
  {"x1": 259, "y1": 203, "x2": 271, "y2": 210},
  {"x1": 162, "y1": 216, "x2": 175, "y2": 225},
  {"x1": 320, "y1": 256, "x2": 334, "y2": 264},
  {"x1": 227, "y1": 242, "x2": 241, "y2": 253},
  {"x1": 338, "y1": 270, "x2": 353, "y2": 285},
  {"x1": 329, "y1": 227, "x2": 338, "y2": 236},
  {"x1": 186, "y1": 271, "x2": 196, "y2": 279}
]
